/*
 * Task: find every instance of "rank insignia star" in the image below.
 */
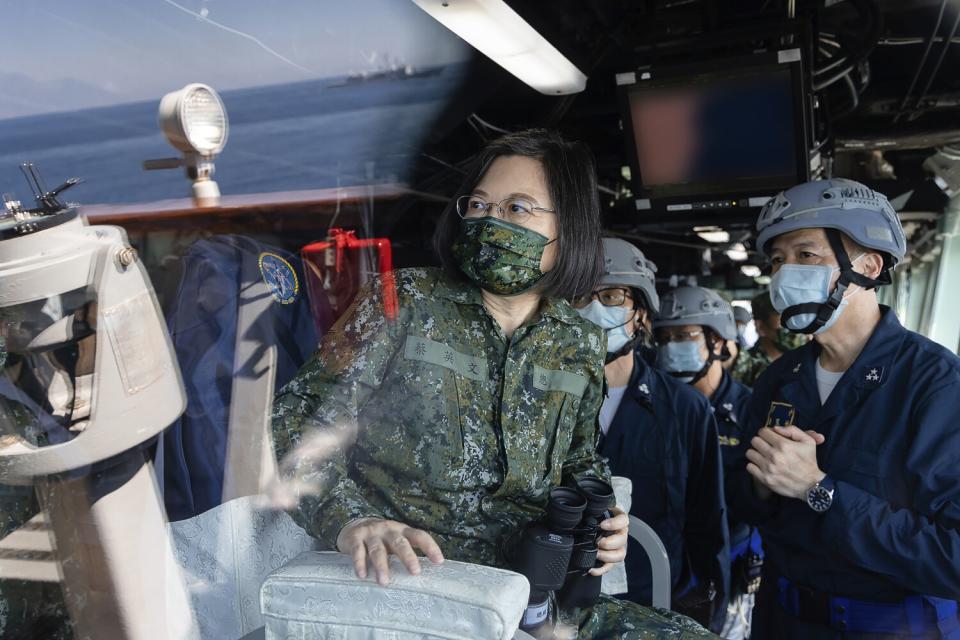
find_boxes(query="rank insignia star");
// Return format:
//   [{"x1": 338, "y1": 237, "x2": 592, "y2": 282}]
[
  {"x1": 865, "y1": 368, "x2": 881, "y2": 382},
  {"x1": 638, "y1": 383, "x2": 650, "y2": 396}
]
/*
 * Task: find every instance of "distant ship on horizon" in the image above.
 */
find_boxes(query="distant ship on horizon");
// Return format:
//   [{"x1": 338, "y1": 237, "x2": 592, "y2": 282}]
[{"x1": 329, "y1": 53, "x2": 445, "y2": 88}]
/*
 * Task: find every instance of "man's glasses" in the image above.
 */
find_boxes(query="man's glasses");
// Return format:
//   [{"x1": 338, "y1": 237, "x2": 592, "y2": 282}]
[
  {"x1": 655, "y1": 328, "x2": 704, "y2": 344},
  {"x1": 572, "y1": 287, "x2": 634, "y2": 309}
]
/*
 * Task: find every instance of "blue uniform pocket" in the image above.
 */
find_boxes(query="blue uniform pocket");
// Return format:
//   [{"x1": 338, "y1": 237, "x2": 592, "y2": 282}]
[
  {"x1": 629, "y1": 456, "x2": 688, "y2": 545},
  {"x1": 838, "y1": 449, "x2": 885, "y2": 498}
]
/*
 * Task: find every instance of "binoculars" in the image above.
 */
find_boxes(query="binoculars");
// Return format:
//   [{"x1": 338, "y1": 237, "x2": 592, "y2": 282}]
[{"x1": 515, "y1": 478, "x2": 615, "y2": 635}]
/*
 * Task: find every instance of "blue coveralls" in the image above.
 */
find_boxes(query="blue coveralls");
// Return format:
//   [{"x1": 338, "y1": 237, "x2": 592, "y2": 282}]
[
  {"x1": 599, "y1": 351, "x2": 730, "y2": 612},
  {"x1": 727, "y1": 307, "x2": 960, "y2": 639},
  {"x1": 711, "y1": 371, "x2": 763, "y2": 584}
]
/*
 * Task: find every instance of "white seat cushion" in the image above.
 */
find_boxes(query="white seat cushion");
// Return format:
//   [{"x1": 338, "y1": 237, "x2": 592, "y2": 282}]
[
  {"x1": 169, "y1": 496, "x2": 319, "y2": 639},
  {"x1": 260, "y1": 551, "x2": 530, "y2": 640}
]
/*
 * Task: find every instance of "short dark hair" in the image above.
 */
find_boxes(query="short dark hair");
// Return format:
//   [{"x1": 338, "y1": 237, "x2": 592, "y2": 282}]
[{"x1": 432, "y1": 129, "x2": 603, "y2": 300}]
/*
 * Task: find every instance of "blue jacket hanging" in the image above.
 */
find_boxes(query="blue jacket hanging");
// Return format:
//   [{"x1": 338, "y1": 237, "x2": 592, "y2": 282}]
[{"x1": 161, "y1": 235, "x2": 323, "y2": 521}]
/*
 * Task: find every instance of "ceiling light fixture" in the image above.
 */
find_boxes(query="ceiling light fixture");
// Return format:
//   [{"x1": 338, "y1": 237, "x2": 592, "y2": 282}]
[
  {"x1": 411, "y1": 0, "x2": 587, "y2": 95},
  {"x1": 726, "y1": 243, "x2": 749, "y2": 262},
  {"x1": 695, "y1": 229, "x2": 730, "y2": 244}
]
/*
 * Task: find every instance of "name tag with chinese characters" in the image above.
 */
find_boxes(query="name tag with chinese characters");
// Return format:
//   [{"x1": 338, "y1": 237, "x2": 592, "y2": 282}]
[
  {"x1": 403, "y1": 335, "x2": 488, "y2": 381},
  {"x1": 532, "y1": 364, "x2": 588, "y2": 398}
]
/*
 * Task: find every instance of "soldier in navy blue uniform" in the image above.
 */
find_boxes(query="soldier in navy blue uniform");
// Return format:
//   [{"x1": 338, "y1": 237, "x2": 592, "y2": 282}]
[
  {"x1": 728, "y1": 178, "x2": 960, "y2": 639},
  {"x1": 653, "y1": 286, "x2": 759, "y2": 638},
  {"x1": 575, "y1": 238, "x2": 730, "y2": 631}
]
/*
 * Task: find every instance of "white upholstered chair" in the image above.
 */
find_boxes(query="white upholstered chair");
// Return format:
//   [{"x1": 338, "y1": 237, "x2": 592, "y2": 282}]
[{"x1": 167, "y1": 476, "x2": 669, "y2": 639}]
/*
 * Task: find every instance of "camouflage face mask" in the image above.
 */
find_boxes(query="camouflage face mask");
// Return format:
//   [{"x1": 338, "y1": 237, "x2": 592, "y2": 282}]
[
  {"x1": 452, "y1": 217, "x2": 555, "y2": 296},
  {"x1": 774, "y1": 326, "x2": 807, "y2": 352}
]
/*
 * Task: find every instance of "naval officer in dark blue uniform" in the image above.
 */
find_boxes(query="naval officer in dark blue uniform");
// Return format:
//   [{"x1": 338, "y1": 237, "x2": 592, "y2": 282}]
[
  {"x1": 653, "y1": 286, "x2": 758, "y2": 638},
  {"x1": 728, "y1": 178, "x2": 960, "y2": 639},
  {"x1": 575, "y1": 238, "x2": 729, "y2": 631}
]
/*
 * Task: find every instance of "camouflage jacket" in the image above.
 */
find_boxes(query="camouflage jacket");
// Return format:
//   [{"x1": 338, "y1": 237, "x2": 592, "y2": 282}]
[
  {"x1": 731, "y1": 344, "x2": 773, "y2": 388},
  {"x1": 271, "y1": 267, "x2": 610, "y2": 568}
]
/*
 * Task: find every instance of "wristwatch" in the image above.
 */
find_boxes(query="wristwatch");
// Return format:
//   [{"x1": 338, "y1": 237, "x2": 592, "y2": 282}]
[{"x1": 805, "y1": 475, "x2": 835, "y2": 513}]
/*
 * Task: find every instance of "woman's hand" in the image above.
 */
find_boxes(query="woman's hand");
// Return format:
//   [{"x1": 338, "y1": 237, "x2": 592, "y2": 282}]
[
  {"x1": 336, "y1": 518, "x2": 445, "y2": 586},
  {"x1": 589, "y1": 506, "x2": 629, "y2": 576}
]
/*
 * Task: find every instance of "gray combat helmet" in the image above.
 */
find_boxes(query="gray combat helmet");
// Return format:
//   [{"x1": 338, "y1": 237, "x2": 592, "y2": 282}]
[
  {"x1": 756, "y1": 178, "x2": 906, "y2": 333},
  {"x1": 654, "y1": 286, "x2": 737, "y2": 341},
  {"x1": 600, "y1": 237, "x2": 659, "y2": 313},
  {"x1": 733, "y1": 306, "x2": 752, "y2": 325},
  {"x1": 755, "y1": 178, "x2": 907, "y2": 268}
]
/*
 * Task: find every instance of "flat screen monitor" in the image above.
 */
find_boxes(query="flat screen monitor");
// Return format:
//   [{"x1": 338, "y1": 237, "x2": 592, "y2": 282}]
[{"x1": 618, "y1": 49, "x2": 810, "y2": 218}]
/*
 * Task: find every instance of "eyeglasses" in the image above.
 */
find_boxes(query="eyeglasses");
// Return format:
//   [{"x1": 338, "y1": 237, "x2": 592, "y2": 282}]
[
  {"x1": 655, "y1": 329, "x2": 704, "y2": 344},
  {"x1": 456, "y1": 195, "x2": 555, "y2": 225},
  {"x1": 572, "y1": 287, "x2": 634, "y2": 309}
]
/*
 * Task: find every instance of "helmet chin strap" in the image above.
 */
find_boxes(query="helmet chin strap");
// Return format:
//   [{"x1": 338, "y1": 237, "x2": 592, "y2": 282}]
[
  {"x1": 605, "y1": 333, "x2": 642, "y2": 364},
  {"x1": 780, "y1": 229, "x2": 884, "y2": 335},
  {"x1": 604, "y1": 307, "x2": 643, "y2": 364},
  {"x1": 668, "y1": 348, "x2": 719, "y2": 386},
  {"x1": 667, "y1": 330, "x2": 723, "y2": 385},
  {"x1": 669, "y1": 361, "x2": 709, "y2": 385}
]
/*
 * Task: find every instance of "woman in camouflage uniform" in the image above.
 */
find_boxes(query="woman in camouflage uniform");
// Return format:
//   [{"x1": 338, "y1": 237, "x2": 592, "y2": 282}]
[{"x1": 271, "y1": 130, "x2": 714, "y2": 639}]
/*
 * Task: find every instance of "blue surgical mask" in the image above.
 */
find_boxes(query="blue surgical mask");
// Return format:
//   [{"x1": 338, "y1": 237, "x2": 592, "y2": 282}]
[
  {"x1": 658, "y1": 341, "x2": 706, "y2": 383},
  {"x1": 577, "y1": 300, "x2": 635, "y2": 354},
  {"x1": 770, "y1": 260, "x2": 862, "y2": 335}
]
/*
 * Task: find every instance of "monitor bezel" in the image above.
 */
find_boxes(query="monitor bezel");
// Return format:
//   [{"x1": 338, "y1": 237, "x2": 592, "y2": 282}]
[{"x1": 616, "y1": 49, "x2": 812, "y2": 223}]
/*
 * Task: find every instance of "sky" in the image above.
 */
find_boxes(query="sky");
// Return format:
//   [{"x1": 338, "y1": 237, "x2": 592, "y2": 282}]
[{"x1": 0, "y1": 0, "x2": 471, "y2": 118}]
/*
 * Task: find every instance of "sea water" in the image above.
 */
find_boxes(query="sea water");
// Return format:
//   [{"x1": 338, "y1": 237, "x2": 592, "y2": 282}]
[{"x1": 0, "y1": 66, "x2": 464, "y2": 207}]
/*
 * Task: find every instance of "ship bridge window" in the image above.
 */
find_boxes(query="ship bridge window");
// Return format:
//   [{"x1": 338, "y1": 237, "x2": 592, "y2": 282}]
[
  {"x1": 0, "y1": 4, "x2": 478, "y2": 638},
  {"x1": 0, "y1": 1, "x2": 470, "y2": 205}
]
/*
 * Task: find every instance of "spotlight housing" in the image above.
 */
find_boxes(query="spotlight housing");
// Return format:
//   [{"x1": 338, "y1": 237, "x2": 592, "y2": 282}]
[{"x1": 144, "y1": 83, "x2": 229, "y2": 206}]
